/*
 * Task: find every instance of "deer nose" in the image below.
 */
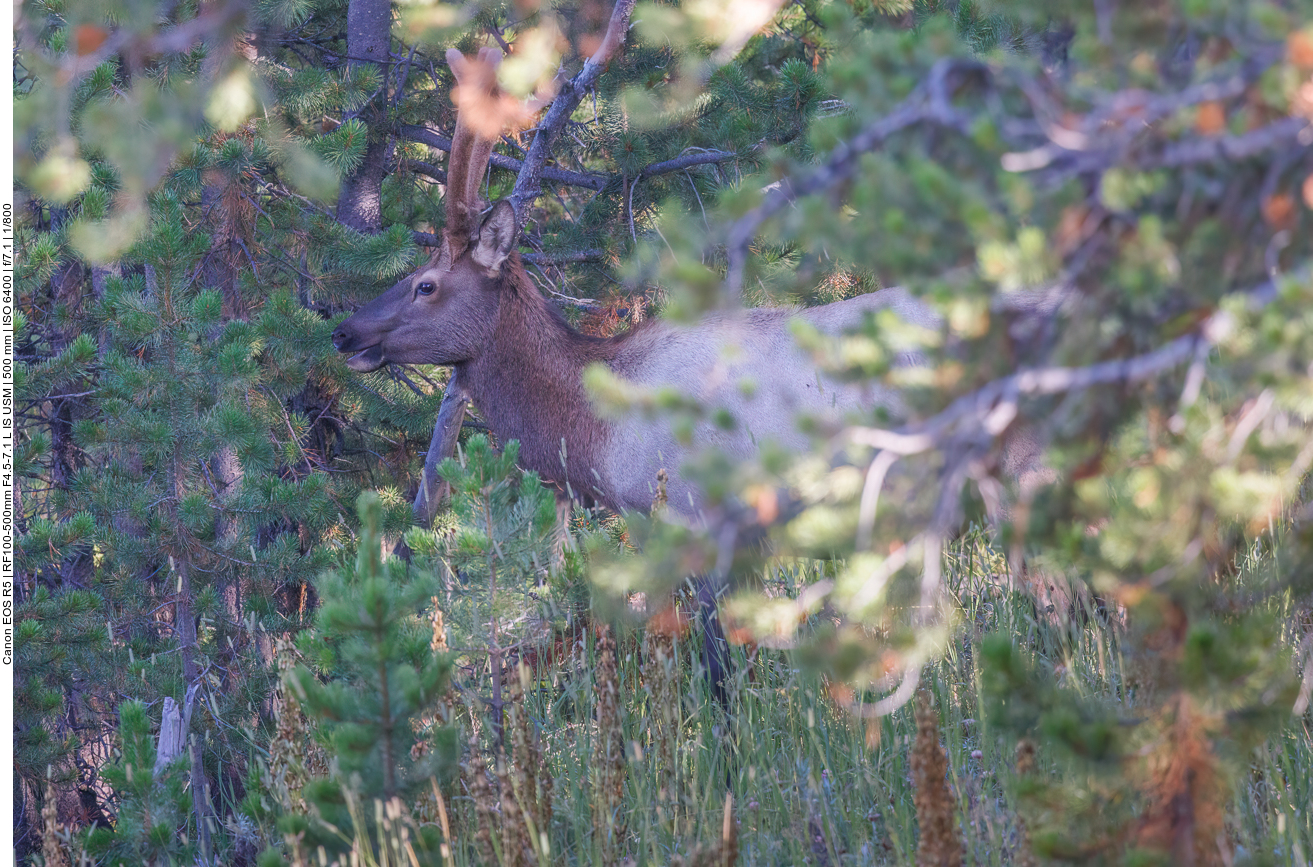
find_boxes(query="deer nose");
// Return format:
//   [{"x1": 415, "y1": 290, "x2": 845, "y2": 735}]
[{"x1": 331, "y1": 326, "x2": 350, "y2": 351}]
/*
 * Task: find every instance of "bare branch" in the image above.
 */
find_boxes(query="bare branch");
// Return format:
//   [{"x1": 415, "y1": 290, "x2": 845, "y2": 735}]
[
  {"x1": 1000, "y1": 45, "x2": 1295, "y2": 175},
  {"x1": 638, "y1": 149, "x2": 739, "y2": 179},
  {"x1": 723, "y1": 59, "x2": 983, "y2": 298},
  {"x1": 856, "y1": 450, "x2": 899, "y2": 551},
  {"x1": 400, "y1": 131, "x2": 736, "y2": 195},
  {"x1": 523, "y1": 249, "x2": 607, "y2": 266},
  {"x1": 507, "y1": 0, "x2": 638, "y2": 223},
  {"x1": 848, "y1": 267, "x2": 1296, "y2": 459},
  {"x1": 46, "y1": 0, "x2": 246, "y2": 85},
  {"x1": 1148, "y1": 116, "x2": 1312, "y2": 169},
  {"x1": 398, "y1": 159, "x2": 445, "y2": 183},
  {"x1": 409, "y1": 229, "x2": 603, "y2": 266},
  {"x1": 412, "y1": 371, "x2": 471, "y2": 528},
  {"x1": 400, "y1": 124, "x2": 607, "y2": 190}
]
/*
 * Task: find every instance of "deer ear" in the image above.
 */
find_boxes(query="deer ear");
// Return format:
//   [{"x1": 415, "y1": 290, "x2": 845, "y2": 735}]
[{"x1": 472, "y1": 201, "x2": 517, "y2": 272}]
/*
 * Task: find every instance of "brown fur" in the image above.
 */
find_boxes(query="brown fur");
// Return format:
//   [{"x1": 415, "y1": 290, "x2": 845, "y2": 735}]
[
  {"x1": 456, "y1": 256, "x2": 626, "y2": 505},
  {"x1": 332, "y1": 212, "x2": 934, "y2": 519}
]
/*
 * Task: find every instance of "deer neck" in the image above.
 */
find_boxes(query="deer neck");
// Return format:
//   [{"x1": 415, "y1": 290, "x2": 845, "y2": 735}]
[{"x1": 457, "y1": 262, "x2": 614, "y2": 502}]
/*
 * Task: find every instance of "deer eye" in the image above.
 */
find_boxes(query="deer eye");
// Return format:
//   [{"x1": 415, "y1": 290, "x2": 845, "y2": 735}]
[{"x1": 416, "y1": 280, "x2": 437, "y2": 296}]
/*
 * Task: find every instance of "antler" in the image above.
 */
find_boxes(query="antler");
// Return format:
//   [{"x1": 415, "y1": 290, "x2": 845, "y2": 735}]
[{"x1": 444, "y1": 46, "x2": 504, "y2": 253}]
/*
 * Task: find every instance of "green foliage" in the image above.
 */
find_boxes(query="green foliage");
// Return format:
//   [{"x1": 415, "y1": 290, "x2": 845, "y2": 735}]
[
  {"x1": 282, "y1": 493, "x2": 456, "y2": 858},
  {"x1": 83, "y1": 702, "x2": 197, "y2": 866},
  {"x1": 438, "y1": 436, "x2": 559, "y2": 583},
  {"x1": 312, "y1": 118, "x2": 370, "y2": 179},
  {"x1": 406, "y1": 434, "x2": 564, "y2": 660},
  {"x1": 12, "y1": 585, "x2": 108, "y2": 798}
]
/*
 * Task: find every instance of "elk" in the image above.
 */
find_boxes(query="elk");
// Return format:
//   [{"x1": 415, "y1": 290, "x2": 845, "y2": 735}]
[{"x1": 331, "y1": 47, "x2": 937, "y2": 704}]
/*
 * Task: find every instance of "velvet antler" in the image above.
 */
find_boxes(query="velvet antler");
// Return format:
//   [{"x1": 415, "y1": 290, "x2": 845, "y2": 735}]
[{"x1": 444, "y1": 46, "x2": 504, "y2": 254}]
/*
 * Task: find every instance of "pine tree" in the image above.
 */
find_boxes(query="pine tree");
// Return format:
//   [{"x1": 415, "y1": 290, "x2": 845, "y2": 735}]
[
  {"x1": 81, "y1": 701, "x2": 198, "y2": 867},
  {"x1": 278, "y1": 492, "x2": 456, "y2": 860}
]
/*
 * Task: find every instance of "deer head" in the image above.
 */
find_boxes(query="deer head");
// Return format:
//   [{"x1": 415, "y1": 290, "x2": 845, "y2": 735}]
[{"x1": 332, "y1": 47, "x2": 515, "y2": 373}]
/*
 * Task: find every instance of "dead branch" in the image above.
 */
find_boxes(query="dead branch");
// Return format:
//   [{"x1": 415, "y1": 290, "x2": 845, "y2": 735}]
[
  {"x1": 400, "y1": 125, "x2": 607, "y2": 190},
  {"x1": 507, "y1": 0, "x2": 639, "y2": 224},
  {"x1": 638, "y1": 149, "x2": 740, "y2": 179}
]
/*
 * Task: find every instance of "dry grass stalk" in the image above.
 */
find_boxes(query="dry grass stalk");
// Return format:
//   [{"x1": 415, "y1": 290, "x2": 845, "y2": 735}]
[
  {"x1": 430, "y1": 780, "x2": 458, "y2": 867},
  {"x1": 721, "y1": 792, "x2": 739, "y2": 867},
  {"x1": 497, "y1": 747, "x2": 534, "y2": 867},
  {"x1": 1013, "y1": 739, "x2": 1037, "y2": 867},
  {"x1": 642, "y1": 620, "x2": 683, "y2": 823},
  {"x1": 1135, "y1": 693, "x2": 1226, "y2": 866},
  {"x1": 41, "y1": 780, "x2": 70, "y2": 867},
  {"x1": 910, "y1": 690, "x2": 962, "y2": 867},
  {"x1": 646, "y1": 467, "x2": 687, "y2": 828},
  {"x1": 510, "y1": 663, "x2": 553, "y2": 848},
  {"x1": 669, "y1": 794, "x2": 738, "y2": 867},
  {"x1": 479, "y1": 665, "x2": 555, "y2": 866},
  {"x1": 281, "y1": 831, "x2": 309, "y2": 867},
  {"x1": 268, "y1": 636, "x2": 324, "y2": 813},
  {"x1": 464, "y1": 739, "x2": 500, "y2": 867},
  {"x1": 430, "y1": 596, "x2": 450, "y2": 654},
  {"x1": 593, "y1": 624, "x2": 627, "y2": 863},
  {"x1": 411, "y1": 598, "x2": 458, "y2": 825}
]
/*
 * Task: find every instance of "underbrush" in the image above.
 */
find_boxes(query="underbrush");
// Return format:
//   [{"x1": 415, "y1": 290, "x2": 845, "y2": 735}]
[{"x1": 300, "y1": 539, "x2": 1312, "y2": 867}]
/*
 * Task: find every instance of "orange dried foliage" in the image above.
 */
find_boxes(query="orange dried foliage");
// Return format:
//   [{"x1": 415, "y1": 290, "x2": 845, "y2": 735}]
[
  {"x1": 1134, "y1": 695, "x2": 1227, "y2": 866},
  {"x1": 1194, "y1": 101, "x2": 1226, "y2": 136},
  {"x1": 864, "y1": 718, "x2": 881, "y2": 750},
  {"x1": 725, "y1": 625, "x2": 756, "y2": 647},
  {"x1": 1293, "y1": 81, "x2": 1313, "y2": 120},
  {"x1": 743, "y1": 485, "x2": 780, "y2": 525},
  {"x1": 649, "y1": 601, "x2": 692, "y2": 638},
  {"x1": 450, "y1": 53, "x2": 549, "y2": 138},
  {"x1": 1288, "y1": 30, "x2": 1313, "y2": 70},
  {"x1": 75, "y1": 25, "x2": 109, "y2": 56},
  {"x1": 1298, "y1": 80, "x2": 1313, "y2": 123},
  {"x1": 1054, "y1": 205, "x2": 1091, "y2": 255},
  {"x1": 579, "y1": 294, "x2": 646, "y2": 337},
  {"x1": 1261, "y1": 193, "x2": 1296, "y2": 230},
  {"x1": 825, "y1": 679, "x2": 855, "y2": 706}
]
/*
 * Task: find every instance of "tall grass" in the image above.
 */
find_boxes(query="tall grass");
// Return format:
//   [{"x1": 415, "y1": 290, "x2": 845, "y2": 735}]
[{"x1": 318, "y1": 535, "x2": 1312, "y2": 866}]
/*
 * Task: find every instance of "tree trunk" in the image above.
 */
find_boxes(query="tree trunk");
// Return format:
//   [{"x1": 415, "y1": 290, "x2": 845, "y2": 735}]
[
  {"x1": 174, "y1": 563, "x2": 215, "y2": 866},
  {"x1": 413, "y1": 371, "x2": 470, "y2": 526},
  {"x1": 336, "y1": 0, "x2": 394, "y2": 233}
]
